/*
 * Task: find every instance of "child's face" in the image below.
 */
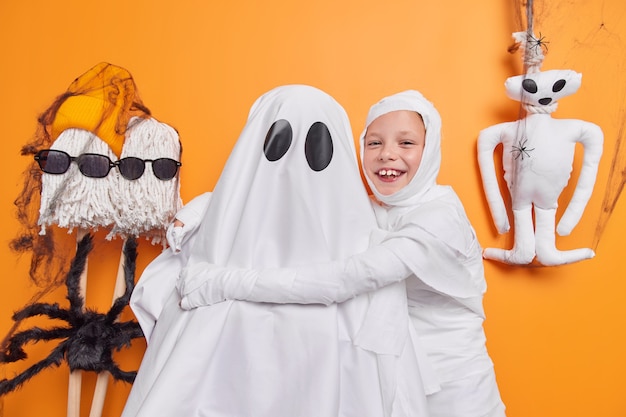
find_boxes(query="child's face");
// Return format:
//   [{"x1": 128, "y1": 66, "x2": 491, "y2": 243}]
[{"x1": 363, "y1": 110, "x2": 426, "y2": 196}]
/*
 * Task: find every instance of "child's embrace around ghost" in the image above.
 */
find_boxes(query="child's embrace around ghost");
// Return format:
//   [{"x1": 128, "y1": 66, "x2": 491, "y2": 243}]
[
  {"x1": 124, "y1": 85, "x2": 434, "y2": 417},
  {"x1": 176, "y1": 90, "x2": 507, "y2": 417}
]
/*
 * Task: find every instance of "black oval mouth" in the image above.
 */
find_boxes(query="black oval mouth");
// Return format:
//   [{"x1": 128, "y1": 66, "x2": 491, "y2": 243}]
[{"x1": 539, "y1": 97, "x2": 552, "y2": 105}]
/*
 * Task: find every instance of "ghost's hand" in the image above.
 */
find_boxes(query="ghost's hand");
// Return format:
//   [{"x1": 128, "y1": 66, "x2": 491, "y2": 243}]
[
  {"x1": 166, "y1": 220, "x2": 186, "y2": 253},
  {"x1": 166, "y1": 192, "x2": 212, "y2": 254},
  {"x1": 177, "y1": 262, "x2": 257, "y2": 310}
]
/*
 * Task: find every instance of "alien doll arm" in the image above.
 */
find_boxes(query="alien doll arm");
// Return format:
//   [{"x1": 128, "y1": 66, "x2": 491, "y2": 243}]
[
  {"x1": 556, "y1": 121, "x2": 604, "y2": 236},
  {"x1": 477, "y1": 123, "x2": 511, "y2": 234}
]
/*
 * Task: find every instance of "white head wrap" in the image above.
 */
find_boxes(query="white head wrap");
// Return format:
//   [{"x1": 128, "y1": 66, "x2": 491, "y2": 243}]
[
  {"x1": 360, "y1": 90, "x2": 486, "y2": 304},
  {"x1": 189, "y1": 85, "x2": 376, "y2": 268},
  {"x1": 360, "y1": 90, "x2": 443, "y2": 207}
]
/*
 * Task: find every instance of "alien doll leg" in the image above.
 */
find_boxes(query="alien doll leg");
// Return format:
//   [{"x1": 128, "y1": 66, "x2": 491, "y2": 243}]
[
  {"x1": 534, "y1": 207, "x2": 595, "y2": 266},
  {"x1": 483, "y1": 206, "x2": 536, "y2": 264}
]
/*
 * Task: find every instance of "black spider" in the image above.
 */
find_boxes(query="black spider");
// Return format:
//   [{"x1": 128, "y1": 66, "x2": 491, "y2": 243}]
[
  {"x1": 527, "y1": 32, "x2": 549, "y2": 54},
  {"x1": 0, "y1": 234, "x2": 144, "y2": 396},
  {"x1": 511, "y1": 138, "x2": 535, "y2": 160}
]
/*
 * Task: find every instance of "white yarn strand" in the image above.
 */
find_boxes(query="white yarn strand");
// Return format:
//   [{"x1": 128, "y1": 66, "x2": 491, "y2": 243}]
[
  {"x1": 38, "y1": 129, "x2": 120, "y2": 234},
  {"x1": 109, "y1": 117, "x2": 182, "y2": 244}
]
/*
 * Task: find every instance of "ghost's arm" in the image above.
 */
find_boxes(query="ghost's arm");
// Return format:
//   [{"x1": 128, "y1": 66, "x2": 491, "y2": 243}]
[
  {"x1": 178, "y1": 238, "x2": 414, "y2": 309},
  {"x1": 174, "y1": 192, "x2": 211, "y2": 225},
  {"x1": 556, "y1": 122, "x2": 604, "y2": 236},
  {"x1": 477, "y1": 124, "x2": 510, "y2": 233}
]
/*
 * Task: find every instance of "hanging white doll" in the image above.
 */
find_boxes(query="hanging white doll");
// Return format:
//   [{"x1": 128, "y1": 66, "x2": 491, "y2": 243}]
[{"x1": 477, "y1": 32, "x2": 604, "y2": 266}]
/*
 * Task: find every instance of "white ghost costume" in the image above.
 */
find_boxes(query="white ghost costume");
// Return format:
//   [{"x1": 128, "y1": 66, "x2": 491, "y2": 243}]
[
  {"x1": 124, "y1": 85, "x2": 430, "y2": 417},
  {"x1": 180, "y1": 90, "x2": 507, "y2": 417}
]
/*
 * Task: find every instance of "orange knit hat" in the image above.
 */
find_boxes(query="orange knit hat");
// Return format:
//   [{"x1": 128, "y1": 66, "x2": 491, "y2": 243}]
[{"x1": 47, "y1": 62, "x2": 150, "y2": 157}]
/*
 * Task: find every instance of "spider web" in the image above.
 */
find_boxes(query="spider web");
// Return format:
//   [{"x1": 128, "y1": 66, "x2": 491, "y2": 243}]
[{"x1": 511, "y1": 0, "x2": 626, "y2": 251}]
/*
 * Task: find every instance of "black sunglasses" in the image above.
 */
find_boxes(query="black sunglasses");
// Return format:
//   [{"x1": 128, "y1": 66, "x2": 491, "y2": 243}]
[{"x1": 34, "y1": 149, "x2": 182, "y2": 181}]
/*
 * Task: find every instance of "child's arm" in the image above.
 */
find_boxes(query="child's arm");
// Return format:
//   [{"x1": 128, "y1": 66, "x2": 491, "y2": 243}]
[{"x1": 177, "y1": 239, "x2": 413, "y2": 309}]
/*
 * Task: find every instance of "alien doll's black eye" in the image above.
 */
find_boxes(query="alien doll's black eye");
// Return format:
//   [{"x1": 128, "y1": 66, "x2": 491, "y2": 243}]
[
  {"x1": 522, "y1": 78, "x2": 538, "y2": 94},
  {"x1": 552, "y1": 79, "x2": 566, "y2": 93}
]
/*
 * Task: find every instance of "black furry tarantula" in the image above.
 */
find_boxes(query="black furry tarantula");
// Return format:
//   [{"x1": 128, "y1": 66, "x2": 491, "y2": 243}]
[{"x1": 0, "y1": 234, "x2": 144, "y2": 395}]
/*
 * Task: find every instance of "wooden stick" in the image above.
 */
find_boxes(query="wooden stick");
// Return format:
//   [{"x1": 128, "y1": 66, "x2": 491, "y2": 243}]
[
  {"x1": 67, "y1": 370, "x2": 83, "y2": 417},
  {"x1": 67, "y1": 229, "x2": 89, "y2": 417},
  {"x1": 88, "y1": 373, "x2": 110, "y2": 417},
  {"x1": 88, "y1": 240, "x2": 129, "y2": 417}
]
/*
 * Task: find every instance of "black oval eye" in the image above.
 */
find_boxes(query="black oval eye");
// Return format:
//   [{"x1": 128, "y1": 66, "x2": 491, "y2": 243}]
[
  {"x1": 305, "y1": 122, "x2": 333, "y2": 172},
  {"x1": 264, "y1": 119, "x2": 292, "y2": 162},
  {"x1": 552, "y1": 79, "x2": 566, "y2": 92},
  {"x1": 522, "y1": 78, "x2": 538, "y2": 94}
]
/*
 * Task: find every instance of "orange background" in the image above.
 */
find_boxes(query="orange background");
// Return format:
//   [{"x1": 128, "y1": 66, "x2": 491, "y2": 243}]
[{"x1": 1, "y1": 0, "x2": 625, "y2": 416}]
